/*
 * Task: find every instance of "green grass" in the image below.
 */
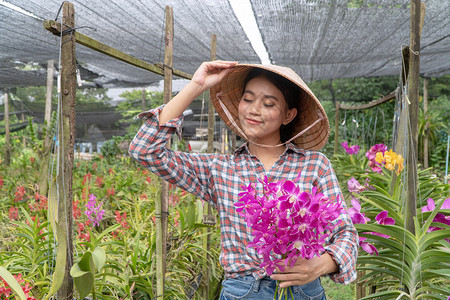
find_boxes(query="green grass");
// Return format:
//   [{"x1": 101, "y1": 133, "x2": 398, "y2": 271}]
[{"x1": 322, "y1": 276, "x2": 355, "y2": 300}]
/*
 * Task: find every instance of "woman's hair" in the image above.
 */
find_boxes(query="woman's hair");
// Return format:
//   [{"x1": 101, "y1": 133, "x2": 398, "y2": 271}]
[{"x1": 242, "y1": 68, "x2": 303, "y2": 143}]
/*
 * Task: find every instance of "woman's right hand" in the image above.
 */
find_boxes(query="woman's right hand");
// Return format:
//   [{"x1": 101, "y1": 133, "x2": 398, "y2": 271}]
[
  {"x1": 158, "y1": 61, "x2": 237, "y2": 125},
  {"x1": 191, "y1": 60, "x2": 238, "y2": 91}
]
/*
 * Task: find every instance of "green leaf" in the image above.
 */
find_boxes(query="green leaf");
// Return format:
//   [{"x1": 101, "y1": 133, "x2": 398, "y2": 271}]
[
  {"x1": 427, "y1": 269, "x2": 450, "y2": 277},
  {"x1": 94, "y1": 224, "x2": 121, "y2": 245},
  {"x1": 360, "y1": 289, "x2": 407, "y2": 300},
  {"x1": 47, "y1": 222, "x2": 67, "y2": 298},
  {"x1": 0, "y1": 266, "x2": 27, "y2": 300},
  {"x1": 92, "y1": 247, "x2": 106, "y2": 270},
  {"x1": 70, "y1": 251, "x2": 95, "y2": 299},
  {"x1": 419, "y1": 228, "x2": 450, "y2": 250}
]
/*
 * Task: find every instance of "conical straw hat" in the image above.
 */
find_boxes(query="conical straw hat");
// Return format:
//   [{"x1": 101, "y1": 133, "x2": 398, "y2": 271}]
[{"x1": 210, "y1": 64, "x2": 330, "y2": 150}]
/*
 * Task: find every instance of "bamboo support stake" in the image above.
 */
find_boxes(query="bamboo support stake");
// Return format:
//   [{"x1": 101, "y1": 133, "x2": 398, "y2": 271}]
[
  {"x1": 207, "y1": 34, "x2": 217, "y2": 154},
  {"x1": 339, "y1": 92, "x2": 396, "y2": 110},
  {"x1": 40, "y1": 60, "x2": 55, "y2": 196},
  {"x1": 405, "y1": 0, "x2": 423, "y2": 234},
  {"x1": 334, "y1": 102, "x2": 340, "y2": 155},
  {"x1": 44, "y1": 60, "x2": 55, "y2": 148},
  {"x1": 156, "y1": 6, "x2": 174, "y2": 297},
  {"x1": 57, "y1": 2, "x2": 76, "y2": 299},
  {"x1": 142, "y1": 88, "x2": 146, "y2": 111},
  {"x1": 394, "y1": 47, "x2": 410, "y2": 156},
  {"x1": 3, "y1": 92, "x2": 11, "y2": 166},
  {"x1": 203, "y1": 33, "x2": 217, "y2": 299},
  {"x1": 334, "y1": 92, "x2": 395, "y2": 155},
  {"x1": 44, "y1": 20, "x2": 191, "y2": 80},
  {"x1": 423, "y1": 77, "x2": 428, "y2": 168}
]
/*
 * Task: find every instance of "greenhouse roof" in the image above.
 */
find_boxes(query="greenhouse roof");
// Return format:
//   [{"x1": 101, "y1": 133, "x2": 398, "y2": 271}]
[{"x1": 0, "y1": 0, "x2": 449, "y2": 89}]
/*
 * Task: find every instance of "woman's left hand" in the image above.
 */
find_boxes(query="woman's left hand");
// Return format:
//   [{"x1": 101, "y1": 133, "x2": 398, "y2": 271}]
[{"x1": 270, "y1": 253, "x2": 338, "y2": 288}]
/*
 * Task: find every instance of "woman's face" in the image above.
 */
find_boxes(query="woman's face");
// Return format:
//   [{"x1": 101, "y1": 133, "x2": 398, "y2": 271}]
[{"x1": 238, "y1": 76, "x2": 297, "y2": 145}]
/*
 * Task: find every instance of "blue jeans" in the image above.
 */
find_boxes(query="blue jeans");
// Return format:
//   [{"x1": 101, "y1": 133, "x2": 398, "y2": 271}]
[{"x1": 219, "y1": 276, "x2": 326, "y2": 300}]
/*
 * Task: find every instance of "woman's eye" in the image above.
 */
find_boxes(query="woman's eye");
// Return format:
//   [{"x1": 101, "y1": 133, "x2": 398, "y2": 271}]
[
  {"x1": 264, "y1": 103, "x2": 275, "y2": 107},
  {"x1": 243, "y1": 98, "x2": 253, "y2": 102}
]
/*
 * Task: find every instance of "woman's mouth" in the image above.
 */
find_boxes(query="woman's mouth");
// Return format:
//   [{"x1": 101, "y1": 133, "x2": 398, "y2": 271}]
[{"x1": 245, "y1": 118, "x2": 262, "y2": 125}]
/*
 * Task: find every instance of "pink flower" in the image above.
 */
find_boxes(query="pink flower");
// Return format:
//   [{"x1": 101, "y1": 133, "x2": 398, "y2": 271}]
[
  {"x1": 375, "y1": 211, "x2": 395, "y2": 225},
  {"x1": 347, "y1": 177, "x2": 365, "y2": 194},
  {"x1": 235, "y1": 174, "x2": 342, "y2": 275},
  {"x1": 359, "y1": 237, "x2": 378, "y2": 255},
  {"x1": 341, "y1": 141, "x2": 360, "y2": 155},
  {"x1": 8, "y1": 206, "x2": 19, "y2": 221},
  {"x1": 370, "y1": 211, "x2": 395, "y2": 239},
  {"x1": 365, "y1": 144, "x2": 387, "y2": 173},
  {"x1": 348, "y1": 199, "x2": 370, "y2": 224},
  {"x1": 84, "y1": 194, "x2": 105, "y2": 227},
  {"x1": 422, "y1": 198, "x2": 450, "y2": 212},
  {"x1": 421, "y1": 198, "x2": 450, "y2": 242}
]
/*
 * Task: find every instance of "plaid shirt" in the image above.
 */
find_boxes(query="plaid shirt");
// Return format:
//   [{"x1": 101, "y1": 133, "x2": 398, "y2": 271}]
[{"x1": 129, "y1": 106, "x2": 358, "y2": 284}]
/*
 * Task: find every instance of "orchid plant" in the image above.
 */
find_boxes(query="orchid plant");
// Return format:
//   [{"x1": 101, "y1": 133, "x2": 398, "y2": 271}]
[
  {"x1": 235, "y1": 174, "x2": 342, "y2": 299},
  {"x1": 334, "y1": 141, "x2": 450, "y2": 299}
]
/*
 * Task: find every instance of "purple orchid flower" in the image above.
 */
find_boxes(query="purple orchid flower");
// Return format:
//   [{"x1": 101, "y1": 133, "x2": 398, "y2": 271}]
[
  {"x1": 347, "y1": 177, "x2": 366, "y2": 194},
  {"x1": 341, "y1": 141, "x2": 360, "y2": 155},
  {"x1": 348, "y1": 199, "x2": 370, "y2": 224},
  {"x1": 235, "y1": 174, "x2": 342, "y2": 276},
  {"x1": 359, "y1": 237, "x2": 378, "y2": 255},
  {"x1": 370, "y1": 211, "x2": 395, "y2": 239},
  {"x1": 421, "y1": 198, "x2": 450, "y2": 242}
]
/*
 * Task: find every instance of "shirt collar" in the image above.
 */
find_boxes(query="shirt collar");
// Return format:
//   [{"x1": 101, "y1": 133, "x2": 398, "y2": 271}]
[{"x1": 234, "y1": 141, "x2": 306, "y2": 157}]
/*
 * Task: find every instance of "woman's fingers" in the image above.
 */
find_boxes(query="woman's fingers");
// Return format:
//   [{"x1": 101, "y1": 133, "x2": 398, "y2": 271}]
[{"x1": 192, "y1": 61, "x2": 238, "y2": 88}]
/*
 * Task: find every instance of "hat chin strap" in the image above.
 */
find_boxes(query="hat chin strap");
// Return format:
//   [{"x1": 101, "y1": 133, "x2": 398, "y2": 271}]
[{"x1": 216, "y1": 93, "x2": 324, "y2": 149}]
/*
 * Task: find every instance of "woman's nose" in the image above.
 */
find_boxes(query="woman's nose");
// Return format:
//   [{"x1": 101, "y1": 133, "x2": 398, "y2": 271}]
[{"x1": 248, "y1": 101, "x2": 261, "y2": 115}]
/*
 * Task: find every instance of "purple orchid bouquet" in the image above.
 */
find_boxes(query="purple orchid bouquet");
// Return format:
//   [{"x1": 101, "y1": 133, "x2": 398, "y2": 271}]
[{"x1": 235, "y1": 174, "x2": 343, "y2": 298}]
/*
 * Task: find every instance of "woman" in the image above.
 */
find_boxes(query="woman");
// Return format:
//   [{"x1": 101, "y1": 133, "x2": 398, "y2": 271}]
[{"x1": 129, "y1": 61, "x2": 358, "y2": 299}]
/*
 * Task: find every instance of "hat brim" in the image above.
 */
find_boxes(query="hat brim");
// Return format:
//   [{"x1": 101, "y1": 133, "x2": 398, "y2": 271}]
[{"x1": 210, "y1": 64, "x2": 330, "y2": 151}]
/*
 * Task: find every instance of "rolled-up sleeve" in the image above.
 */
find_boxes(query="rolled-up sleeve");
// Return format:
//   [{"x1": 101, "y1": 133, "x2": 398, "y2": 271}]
[{"x1": 128, "y1": 106, "x2": 217, "y2": 204}]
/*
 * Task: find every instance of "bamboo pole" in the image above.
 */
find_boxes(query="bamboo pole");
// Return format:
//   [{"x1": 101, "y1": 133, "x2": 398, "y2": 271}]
[
  {"x1": 334, "y1": 92, "x2": 395, "y2": 155},
  {"x1": 142, "y1": 88, "x2": 146, "y2": 111},
  {"x1": 203, "y1": 33, "x2": 217, "y2": 299},
  {"x1": 40, "y1": 60, "x2": 55, "y2": 196},
  {"x1": 423, "y1": 77, "x2": 428, "y2": 168},
  {"x1": 334, "y1": 102, "x2": 340, "y2": 155},
  {"x1": 57, "y1": 2, "x2": 76, "y2": 299},
  {"x1": 405, "y1": 0, "x2": 423, "y2": 234},
  {"x1": 155, "y1": 6, "x2": 174, "y2": 297},
  {"x1": 207, "y1": 34, "x2": 217, "y2": 154},
  {"x1": 43, "y1": 20, "x2": 191, "y2": 80},
  {"x1": 44, "y1": 60, "x2": 55, "y2": 148},
  {"x1": 3, "y1": 92, "x2": 11, "y2": 166},
  {"x1": 394, "y1": 47, "x2": 410, "y2": 156},
  {"x1": 339, "y1": 92, "x2": 396, "y2": 110}
]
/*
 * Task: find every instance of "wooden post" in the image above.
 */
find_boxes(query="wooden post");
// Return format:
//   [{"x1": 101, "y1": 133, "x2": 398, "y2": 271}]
[
  {"x1": 355, "y1": 270, "x2": 366, "y2": 299},
  {"x1": 40, "y1": 60, "x2": 55, "y2": 196},
  {"x1": 207, "y1": 34, "x2": 217, "y2": 154},
  {"x1": 405, "y1": 0, "x2": 423, "y2": 234},
  {"x1": 423, "y1": 77, "x2": 428, "y2": 168},
  {"x1": 3, "y1": 92, "x2": 11, "y2": 166},
  {"x1": 142, "y1": 88, "x2": 146, "y2": 111},
  {"x1": 57, "y1": 2, "x2": 76, "y2": 299},
  {"x1": 334, "y1": 102, "x2": 340, "y2": 155},
  {"x1": 203, "y1": 33, "x2": 217, "y2": 299},
  {"x1": 156, "y1": 6, "x2": 173, "y2": 297}
]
